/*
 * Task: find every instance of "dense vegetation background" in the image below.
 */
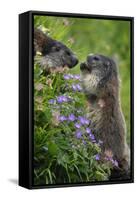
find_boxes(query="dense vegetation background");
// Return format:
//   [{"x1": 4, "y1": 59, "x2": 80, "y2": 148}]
[{"x1": 34, "y1": 16, "x2": 130, "y2": 185}]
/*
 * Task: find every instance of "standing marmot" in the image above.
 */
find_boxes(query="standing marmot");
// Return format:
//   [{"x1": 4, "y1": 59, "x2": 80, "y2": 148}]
[
  {"x1": 34, "y1": 28, "x2": 78, "y2": 72},
  {"x1": 80, "y1": 54, "x2": 130, "y2": 180}
]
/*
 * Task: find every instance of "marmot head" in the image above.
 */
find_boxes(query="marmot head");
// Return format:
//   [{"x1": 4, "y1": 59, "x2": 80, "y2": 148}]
[
  {"x1": 34, "y1": 29, "x2": 78, "y2": 70},
  {"x1": 80, "y1": 54, "x2": 119, "y2": 98}
]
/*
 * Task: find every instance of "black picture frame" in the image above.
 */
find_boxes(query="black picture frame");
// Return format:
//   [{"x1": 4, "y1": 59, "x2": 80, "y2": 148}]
[{"x1": 19, "y1": 10, "x2": 134, "y2": 189}]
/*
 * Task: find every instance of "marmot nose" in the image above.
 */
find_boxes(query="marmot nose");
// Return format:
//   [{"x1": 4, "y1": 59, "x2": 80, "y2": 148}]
[
  {"x1": 72, "y1": 56, "x2": 79, "y2": 67},
  {"x1": 87, "y1": 54, "x2": 100, "y2": 63}
]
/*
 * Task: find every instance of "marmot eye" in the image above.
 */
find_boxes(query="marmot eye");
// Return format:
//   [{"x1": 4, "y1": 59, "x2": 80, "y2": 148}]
[
  {"x1": 66, "y1": 51, "x2": 71, "y2": 56},
  {"x1": 93, "y1": 56, "x2": 100, "y2": 61},
  {"x1": 55, "y1": 46, "x2": 61, "y2": 51},
  {"x1": 52, "y1": 46, "x2": 60, "y2": 51}
]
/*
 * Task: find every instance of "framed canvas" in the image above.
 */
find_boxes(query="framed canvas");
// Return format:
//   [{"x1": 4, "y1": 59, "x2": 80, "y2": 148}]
[{"x1": 19, "y1": 11, "x2": 134, "y2": 189}]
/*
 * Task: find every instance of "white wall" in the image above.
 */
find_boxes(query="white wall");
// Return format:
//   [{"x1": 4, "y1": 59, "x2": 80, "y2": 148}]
[{"x1": 0, "y1": 0, "x2": 136, "y2": 199}]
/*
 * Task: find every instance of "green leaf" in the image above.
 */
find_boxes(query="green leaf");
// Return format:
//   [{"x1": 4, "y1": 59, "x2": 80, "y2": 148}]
[{"x1": 48, "y1": 142, "x2": 59, "y2": 156}]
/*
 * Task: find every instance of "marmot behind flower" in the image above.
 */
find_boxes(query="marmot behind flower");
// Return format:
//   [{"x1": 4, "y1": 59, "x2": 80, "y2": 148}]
[
  {"x1": 80, "y1": 54, "x2": 130, "y2": 180},
  {"x1": 34, "y1": 28, "x2": 78, "y2": 72}
]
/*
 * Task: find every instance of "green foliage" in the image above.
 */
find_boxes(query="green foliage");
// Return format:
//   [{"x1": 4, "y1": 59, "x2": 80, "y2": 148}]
[
  {"x1": 34, "y1": 15, "x2": 130, "y2": 185},
  {"x1": 34, "y1": 64, "x2": 112, "y2": 185}
]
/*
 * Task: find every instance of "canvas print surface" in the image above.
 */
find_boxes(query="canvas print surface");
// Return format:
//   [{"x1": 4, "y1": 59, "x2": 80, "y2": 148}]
[{"x1": 33, "y1": 15, "x2": 131, "y2": 186}]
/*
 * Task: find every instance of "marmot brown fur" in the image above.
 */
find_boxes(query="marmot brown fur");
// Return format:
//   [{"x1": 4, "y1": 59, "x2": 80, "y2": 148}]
[
  {"x1": 34, "y1": 28, "x2": 78, "y2": 72},
  {"x1": 80, "y1": 54, "x2": 130, "y2": 180}
]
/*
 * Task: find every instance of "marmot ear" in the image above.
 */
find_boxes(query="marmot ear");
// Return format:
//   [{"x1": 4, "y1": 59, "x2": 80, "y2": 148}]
[{"x1": 34, "y1": 28, "x2": 52, "y2": 55}]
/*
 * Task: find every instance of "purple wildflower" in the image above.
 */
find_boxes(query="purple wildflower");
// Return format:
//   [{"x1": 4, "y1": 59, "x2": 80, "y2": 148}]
[
  {"x1": 113, "y1": 160, "x2": 119, "y2": 167},
  {"x1": 84, "y1": 119, "x2": 90, "y2": 125},
  {"x1": 72, "y1": 84, "x2": 77, "y2": 91},
  {"x1": 49, "y1": 99, "x2": 55, "y2": 104},
  {"x1": 75, "y1": 130, "x2": 82, "y2": 139},
  {"x1": 62, "y1": 96, "x2": 69, "y2": 102},
  {"x1": 95, "y1": 154, "x2": 100, "y2": 161},
  {"x1": 63, "y1": 74, "x2": 70, "y2": 80},
  {"x1": 86, "y1": 127, "x2": 91, "y2": 134},
  {"x1": 75, "y1": 123, "x2": 81, "y2": 129},
  {"x1": 63, "y1": 74, "x2": 81, "y2": 81},
  {"x1": 78, "y1": 116, "x2": 90, "y2": 125},
  {"x1": 57, "y1": 96, "x2": 64, "y2": 103},
  {"x1": 109, "y1": 157, "x2": 114, "y2": 162},
  {"x1": 76, "y1": 84, "x2": 82, "y2": 91},
  {"x1": 73, "y1": 74, "x2": 81, "y2": 80},
  {"x1": 89, "y1": 133, "x2": 95, "y2": 140},
  {"x1": 59, "y1": 115, "x2": 67, "y2": 121},
  {"x1": 109, "y1": 158, "x2": 119, "y2": 167},
  {"x1": 72, "y1": 84, "x2": 82, "y2": 92},
  {"x1": 78, "y1": 116, "x2": 85, "y2": 124},
  {"x1": 105, "y1": 156, "x2": 118, "y2": 167},
  {"x1": 57, "y1": 95, "x2": 69, "y2": 103},
  {"x1": 68, "y1": 114, "x2": 76, "y2": 121}
]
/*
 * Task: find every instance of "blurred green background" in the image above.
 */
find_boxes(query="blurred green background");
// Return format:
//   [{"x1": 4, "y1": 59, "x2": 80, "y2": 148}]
[{"x1": 34, "y1": 15, "x2": 131, "y2": 143}]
